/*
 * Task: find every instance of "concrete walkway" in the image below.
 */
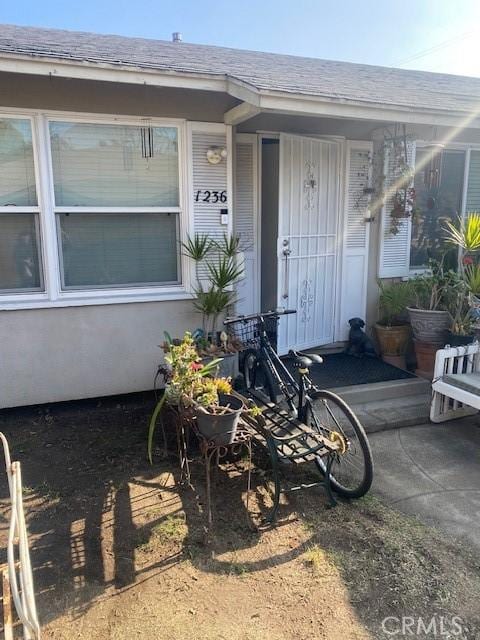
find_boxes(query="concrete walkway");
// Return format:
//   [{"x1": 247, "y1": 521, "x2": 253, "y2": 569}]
[{"x1": 368, "y1": 416, "x2": 480, "y2": 548}]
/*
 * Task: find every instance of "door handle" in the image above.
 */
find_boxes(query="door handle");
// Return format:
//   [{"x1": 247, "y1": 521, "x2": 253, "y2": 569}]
[{"x1": 282, "y1": 239, "x2": 290, "y2": 299}]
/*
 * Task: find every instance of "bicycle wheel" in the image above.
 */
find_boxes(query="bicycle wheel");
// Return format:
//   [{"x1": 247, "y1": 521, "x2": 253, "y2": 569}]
[
  {"x1": 305, "y1": 390, "x2": 373, "y2": 499},
  {"x1": 242, "y1": 349, "x2": 277, "y2": 403}
]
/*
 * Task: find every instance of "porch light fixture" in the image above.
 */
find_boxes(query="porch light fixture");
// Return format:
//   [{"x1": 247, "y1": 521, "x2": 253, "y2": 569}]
[
  {"x1": 423, "y1": 143, "x2": 444, "y2": 190},
  {"x1": 206, "y1": 146, "x2": 227, "y2": 165}
]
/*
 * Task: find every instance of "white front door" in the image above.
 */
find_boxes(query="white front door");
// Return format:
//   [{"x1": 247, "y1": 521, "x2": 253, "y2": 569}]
[{"x1": 277, "y1": 134, "x2": 341, "y2": 354}]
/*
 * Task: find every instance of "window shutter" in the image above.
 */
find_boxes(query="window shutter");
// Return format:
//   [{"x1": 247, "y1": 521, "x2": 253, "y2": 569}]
[
  {"x1": 378, "y1": 140, "x2": 416, "y2": 278},
  {"x1": 190, "y1": 126, "x2": 228, "y2": 280},
  {"x1": 234, "y1": 134, "x2": 258, "y2": 315},
  {"x1": 466, "y1": 150, "x2": 480, "y2": 213},
  {"x1": 338, "y1": 142, "x2": 372, "y2": 339}
]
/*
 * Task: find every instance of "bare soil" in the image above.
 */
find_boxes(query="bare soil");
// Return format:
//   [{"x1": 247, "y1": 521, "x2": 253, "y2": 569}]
[{"x1": 0, "y1": 394, "x2": 479, "y2": 639}]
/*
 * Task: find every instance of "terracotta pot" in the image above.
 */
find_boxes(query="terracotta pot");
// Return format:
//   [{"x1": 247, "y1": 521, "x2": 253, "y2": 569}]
[
  {"x1": 407, "y1": 307, "x2": 451, "y2": 344},
  {"x1": 375, "y1": 323, "x2": 411, "y2": 369},
  {"x1": 375, "y1": 323, "x2": 411, "y2": 355},
  {"x1": 413, "y1": 340, "x2": 442, "y2": 380}
]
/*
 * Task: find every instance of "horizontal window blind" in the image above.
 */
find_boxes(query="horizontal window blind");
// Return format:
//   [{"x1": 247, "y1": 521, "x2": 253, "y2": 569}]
[
  {"x1": 0, "y1": 213, "x2": 42, "y2": 291},
  {"x1": 0, "y1": 116, "x2": 43, "y2": 294},
  {"x1": 0, "y1": 118, "x2": 37, "y2": 206},
  {"x1": 58, "y1": 212, "x2": 179, "y2": 289},
  {"x1": 466, "y1": 150, "x2": 480, "y2": 213},
  {"x1": 50, "y1": 122, "x2": 179, "y2": 207}
]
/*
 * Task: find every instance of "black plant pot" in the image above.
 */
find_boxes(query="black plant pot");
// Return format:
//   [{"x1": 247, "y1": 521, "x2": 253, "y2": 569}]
[
  {"x1": 195, "y1": 393, "x2": 243, "y2": 446},
  {"x1": 446, "y1": 331, "x2": 475, "y2": 347}
]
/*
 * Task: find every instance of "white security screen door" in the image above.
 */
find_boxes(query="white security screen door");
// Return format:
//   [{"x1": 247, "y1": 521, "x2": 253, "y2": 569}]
[{"x1": 277, "y1": 134, "x2": 340, "y2": 354}]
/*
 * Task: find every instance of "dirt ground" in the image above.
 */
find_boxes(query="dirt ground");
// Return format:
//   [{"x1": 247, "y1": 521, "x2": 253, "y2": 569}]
[{"x1": 0, "y1": 394, "x2": 479, "y2": 640}]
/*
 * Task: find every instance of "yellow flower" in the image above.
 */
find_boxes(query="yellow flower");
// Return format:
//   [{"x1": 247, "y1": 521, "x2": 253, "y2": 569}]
[{"x1": 213, "y1": 377, "x2": 232, "y2": 394}]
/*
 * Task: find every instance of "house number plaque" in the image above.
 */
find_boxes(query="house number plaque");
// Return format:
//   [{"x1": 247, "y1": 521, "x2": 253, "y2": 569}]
[{"x1": 194, "y1": 190, "x2": 227, "y2": 203}]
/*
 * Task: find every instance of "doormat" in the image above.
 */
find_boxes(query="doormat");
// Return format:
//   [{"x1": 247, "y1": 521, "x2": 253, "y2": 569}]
[{"x1": 283, "y1": 352, "x2": 415, "y2": 389}]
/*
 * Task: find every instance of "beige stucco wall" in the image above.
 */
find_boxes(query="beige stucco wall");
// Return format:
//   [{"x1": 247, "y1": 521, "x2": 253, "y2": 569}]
[
  {"x1": 0, "y1": 301, "x2": 199, "y2": 408},
  {"x1": 0, "y1": 73, "x2": 234, "y2": 408},
  {"x1": 3, "y1": 71, "x2": 480, "y2": 407}
]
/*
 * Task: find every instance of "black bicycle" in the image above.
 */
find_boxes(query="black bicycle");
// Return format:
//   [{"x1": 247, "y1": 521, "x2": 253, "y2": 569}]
[{"x1": 224, "y1": 309, "x2": 373, "y2": 499}]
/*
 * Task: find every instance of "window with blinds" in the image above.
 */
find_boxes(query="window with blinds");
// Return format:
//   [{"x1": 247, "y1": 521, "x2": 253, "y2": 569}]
[
  {"x1": 410, "y1": 148, "x2": 466, "y2": 269},
  {"x1": 0, "y1": 117, "x2": 43, "y2": 293},
  {"x1": 48, "y1": 121, "x2": 181, "y2": 289}
]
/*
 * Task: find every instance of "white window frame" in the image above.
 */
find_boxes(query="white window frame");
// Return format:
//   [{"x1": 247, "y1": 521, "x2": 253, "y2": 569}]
[
  {"x1": 408, "y1": 140, "x2": 480, "y2": 276},
  {"x1": 0, "y1": 113, "x2": 48, "y2": 299},
  {"x1": 0, "y1": 108, "x2": 193, "y2": 310}
]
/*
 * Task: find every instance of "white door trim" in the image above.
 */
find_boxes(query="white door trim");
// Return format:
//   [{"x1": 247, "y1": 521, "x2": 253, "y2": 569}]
[
  {"x1": 234, "y1": 133, "x2": 260, "y2": 314},
  {"x1": 336, "y1": 140, "x2": 373, "y2": 341}
]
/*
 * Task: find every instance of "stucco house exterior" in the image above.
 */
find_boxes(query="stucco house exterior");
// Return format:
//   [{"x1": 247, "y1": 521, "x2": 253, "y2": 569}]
[{"x1": 2, "y1": 24, "x2": 480, "y2": 408}]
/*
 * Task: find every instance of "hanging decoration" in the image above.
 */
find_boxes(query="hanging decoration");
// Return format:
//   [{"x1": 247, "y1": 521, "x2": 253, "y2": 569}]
[
  {"x1": 386, "y1": 124, "x2": 416, "y2": 236},
  {"x1": 140, "y1": 126, "x2": 154, "y2": 159},
  {"x1": 422, "y1": 142, "x2": 444, "y2": 190}
]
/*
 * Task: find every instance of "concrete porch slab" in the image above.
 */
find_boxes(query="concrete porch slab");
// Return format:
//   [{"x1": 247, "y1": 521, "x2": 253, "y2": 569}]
[
  {"x1": 332, "y1": 377, "x2": 431, "y2": 405},
  {"x1": 331, "y1": 378, "x2": 432, "y2": 432},
  {"x1": 368, "y1": 417, "x2": 480, "y2": 548},
  {"x1": 345, "y1": 392, "x2": 432, "y2": 432}
]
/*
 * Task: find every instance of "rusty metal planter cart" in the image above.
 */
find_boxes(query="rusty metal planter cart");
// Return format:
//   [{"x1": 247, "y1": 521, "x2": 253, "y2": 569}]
[
  {"x1": 241, "y1": 399, "x2": 342, "y2": 523},
  {"x1": 165, "y1": 396, "x2": 342, "y2": 530}
]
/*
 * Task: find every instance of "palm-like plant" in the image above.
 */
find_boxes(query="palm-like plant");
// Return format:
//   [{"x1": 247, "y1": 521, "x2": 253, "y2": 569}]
[
  {"x1": 194, "y1": 287, "x2": 237, "y2": 337},
  {"x1": 207, "y1": 255, "x2": 244, "y2": 290},
  {"x1": 214, "y1": 232, "x2": 242, "y2": 258},
  {"x1": 464, "y1": 263, "x2": 480, "y2": 295},
  {"x1": 443, "y1": 213, "x2": 480, "y2": 335},
  {"x1": 180, "y1": 234, "x2": 213, "y2": 293},
  {"x1": 444, "y1": 213, "x2": 480, "y2": 254},
  {"x1": 378, "y1": 280, "x2": 413, "y2": 326},
  {"x1": 182, "y1": 232, "x2": 244, "y2": 342}
]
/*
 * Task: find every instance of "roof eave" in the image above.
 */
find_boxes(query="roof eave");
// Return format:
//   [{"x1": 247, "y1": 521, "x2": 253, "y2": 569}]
[
  {"x1": 0, "y1": 51, "x2": 229, "y2": 92},
  {"x1": 245, "y1": 85, "x2": 480, "y2": 129},
  {"x1": 1, "y1": 52, "x2": 479, "y2": 129}
]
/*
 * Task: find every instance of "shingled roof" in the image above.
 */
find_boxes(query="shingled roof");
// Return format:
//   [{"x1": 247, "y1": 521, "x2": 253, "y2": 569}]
[{"x1": 1, "y1": 23, "x2": 480, "y2": 114}]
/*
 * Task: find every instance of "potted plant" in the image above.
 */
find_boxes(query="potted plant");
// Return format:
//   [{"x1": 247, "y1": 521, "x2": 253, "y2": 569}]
[
  {"x1": 464, "y1": 262, "x2": 480, "y2": 325},
  {"x1": 448, "y1": 313, "x2": 476, "y2": 346},
  {"x1": 375, "y1": 280, "x2": 412, "y2": 369},
  {"x1": 148, "y1": 333, "x2": 243, "y2": 462},
  {"x1": 407, "y1": 260, "x2": 452, "y2": 343},
  {"x1": 181, "y1": 233, "x2": 244, "y2": 377},
  {"x1": 444, "y1": 213, "x2": 480, "y2": 332},
  {"x1": 407, "y1": 260, "x2": 454, "y2": 378},
  {"x1": 445, "y1": 271, "x2": 476, "y2": 346}
]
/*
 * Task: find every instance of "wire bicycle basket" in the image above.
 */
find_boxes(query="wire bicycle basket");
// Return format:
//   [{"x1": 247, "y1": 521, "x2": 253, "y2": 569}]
[{"x1": 226, "y1": 315, "x2": 279, "y2": 351}]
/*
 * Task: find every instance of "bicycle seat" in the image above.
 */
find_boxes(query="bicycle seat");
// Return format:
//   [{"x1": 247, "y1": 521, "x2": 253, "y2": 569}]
[{"x1": 289, "y1": 350, "x2": 323, "y2": 368}]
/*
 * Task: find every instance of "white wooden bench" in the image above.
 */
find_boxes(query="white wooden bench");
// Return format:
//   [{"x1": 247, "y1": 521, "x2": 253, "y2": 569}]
[{"x1": 430, "y1": 342, "x2": 480, "y2": 422}]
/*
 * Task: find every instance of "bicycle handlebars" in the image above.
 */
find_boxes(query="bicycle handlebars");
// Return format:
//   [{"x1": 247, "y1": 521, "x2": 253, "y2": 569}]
[{"x1": 224, "y1": 308, "x2": 297, "y2": 325}]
